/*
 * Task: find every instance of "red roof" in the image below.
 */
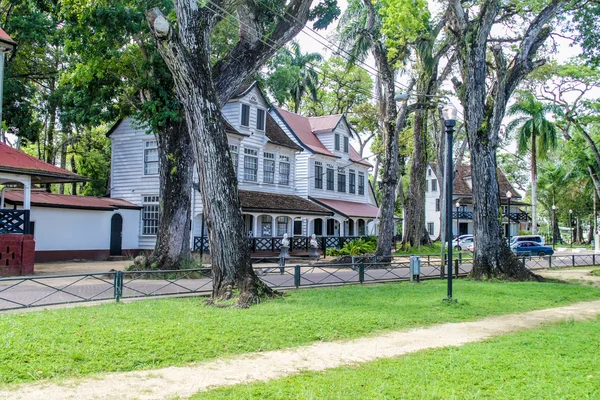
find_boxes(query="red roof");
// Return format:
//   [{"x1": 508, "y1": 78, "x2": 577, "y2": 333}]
[
  {"x1": 309, "y1": 197, "x2": 380, "y2": 218},
  {"x1": 275, "y1": 108, "x2": 372, "y2": 167},
  {"x1": 4, "y1": 191, "x2": 141, "y2": 211},
  {"x1": 0, "y1": 28, "x2": 16, "y2": 47},
  {"x1": 308, "y1": 114, "x2": 343, "y2": 134},
  {"x1": 0, "y1": 142, "x2": 85, "y2": 183}
]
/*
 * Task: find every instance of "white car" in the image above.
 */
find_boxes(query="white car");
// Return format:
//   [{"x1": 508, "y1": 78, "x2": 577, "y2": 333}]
[
  {"x1": 454, "y1": 236, "x2": 474, "y2": 251},
  {"x1": 451, "y1": 235, "x2": 473, "y2": 248}
]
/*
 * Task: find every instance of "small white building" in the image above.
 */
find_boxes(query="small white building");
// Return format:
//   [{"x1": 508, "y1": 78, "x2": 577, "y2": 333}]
[
  {"x1": 424, "y1": 164, "x2": 531, "y2": 239},
  {"x1": 3, "y1": 191, "x2": 141, "y2": 262}
]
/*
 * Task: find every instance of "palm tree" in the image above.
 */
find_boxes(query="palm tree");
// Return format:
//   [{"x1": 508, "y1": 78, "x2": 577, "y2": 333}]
[
  {"x1": 267, "y1": 41, "x2": 322, "y2": 113},
  {"x1": 507, "y1": 92, "x2": 562, "y2": 235}
]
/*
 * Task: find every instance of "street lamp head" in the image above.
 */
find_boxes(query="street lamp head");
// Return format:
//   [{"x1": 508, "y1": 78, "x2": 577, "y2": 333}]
[
  {"x1": 569, "y1": 209, "x2": 573, "y2": 214},
  {"x1": 506, "y1": 191, "x2": 512, "y2": 199},
  {"x1": 552, "y1": 205, "x2": 557, "y2": 210},
  {"x1": 455, "y1": 201, "x2": 460, "y2": 208},
  {"x1": 394, "y1": 93, "x2": 410, "y2": 102},
  {"x1": 442, "y1": 105, "x2": 458, "y2": 121}
]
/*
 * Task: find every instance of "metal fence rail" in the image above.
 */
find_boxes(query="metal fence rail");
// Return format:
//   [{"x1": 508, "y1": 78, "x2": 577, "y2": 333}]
[{"x1": 0, "y1": 253, "x2": 598, "y2": 311}]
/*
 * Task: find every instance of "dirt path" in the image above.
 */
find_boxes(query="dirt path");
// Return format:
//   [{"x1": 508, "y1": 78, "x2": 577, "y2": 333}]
[
  {"x1": 538, "y1": 268, "x2": 600, "y2": 285},
  {"x1": 2, "y1": 300, "x2": 600, "y2": 400}
]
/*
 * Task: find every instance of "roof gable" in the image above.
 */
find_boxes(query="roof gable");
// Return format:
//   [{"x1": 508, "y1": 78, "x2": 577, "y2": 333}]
[{"x1": 429, "y1": 163, "x2": 520, "y2": 199}]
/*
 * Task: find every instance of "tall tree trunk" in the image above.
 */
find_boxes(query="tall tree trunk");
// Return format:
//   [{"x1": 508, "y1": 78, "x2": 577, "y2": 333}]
[
  {"x1": 70, "y1": 155, "x2": 77, "y2": 195},
  {"x1": 401, "y1": 106, "x2": 431, "y2": 248},
  {"x1": 146, "y1": 9, "x2": 275, "y2": 304},
  {"x1": 530, "y1": 134, "x2": 537, "y2": 234},
  {"x1": 447, "y1": 0, "x2": 561, "y2": 280},
  {"x1": 146, "y1": 118, "x2": 194, "y2": 270},
  {"x1": 58, "y1": 137, "x2": 67, "y2": 194}
]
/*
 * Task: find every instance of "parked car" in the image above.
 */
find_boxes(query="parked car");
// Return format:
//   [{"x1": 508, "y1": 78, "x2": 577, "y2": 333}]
[
  {"x1": 454, "y1": 236, "x2": 474, "y2": 251},
  {"x1": 510, "y1": 235, "x2": 545, "y2": 246},
  {"x1": 451, "y1": 234, "x2": 473, "y2": 248},
  {"x1": 511, "y1": 241, "x2": 554, "y2": 256}
]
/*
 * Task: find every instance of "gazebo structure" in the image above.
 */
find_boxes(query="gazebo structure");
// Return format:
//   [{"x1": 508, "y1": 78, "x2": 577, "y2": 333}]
[{"x1": 0, "y1": 142, "x2": 86, "y2": 275}]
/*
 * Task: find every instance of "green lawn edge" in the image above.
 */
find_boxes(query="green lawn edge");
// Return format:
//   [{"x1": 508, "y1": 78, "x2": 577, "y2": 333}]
[
  {"x1": 1, "y1": 280, "x2": 599, "y2": 385},
  {"x1": 192, "y1": 316, "x2": 600, "y2": 399}
]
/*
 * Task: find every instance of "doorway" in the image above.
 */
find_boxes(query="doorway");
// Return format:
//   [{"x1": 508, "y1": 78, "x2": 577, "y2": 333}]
[{"x1": 110, "y1": 214, "x2": 123, "y2": 256}]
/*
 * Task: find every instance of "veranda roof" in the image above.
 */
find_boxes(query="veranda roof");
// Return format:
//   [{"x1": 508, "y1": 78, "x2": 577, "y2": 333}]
[
  {"x1": 308, "y1": 197, "x2": 380, "y2": 219},
  {"x1": 239, "y1": 190, "x2": 332, "y2": 216},
  {"x1": 4, "y1": 191, "x2": 141, "y2": 211},
  {"x1": 0, "y1": 142, "x2": 87, "y2": 184}
]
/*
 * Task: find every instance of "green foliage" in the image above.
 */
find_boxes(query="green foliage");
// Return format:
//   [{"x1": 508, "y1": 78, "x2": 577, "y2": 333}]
[
  {"x1": 266, "y1": 41, "x2": 323, "y2": 113},
  {"x1": 1, "y1": 280, "x2": 598, "y2": 384},
  {"x1": 326, "y1": 237, "x2": 377, "y2": 256},
  {"x1": 194, "y1": 317, "x2": 600, "y2": 399},
  {"x1": 302, "y1": 56, "x2": 373, "y2": 116}
]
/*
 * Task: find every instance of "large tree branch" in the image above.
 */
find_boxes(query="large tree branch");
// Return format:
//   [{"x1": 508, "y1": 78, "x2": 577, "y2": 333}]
[{"x1": 213, "y1": 0, "x2": 313, "y2": 106}]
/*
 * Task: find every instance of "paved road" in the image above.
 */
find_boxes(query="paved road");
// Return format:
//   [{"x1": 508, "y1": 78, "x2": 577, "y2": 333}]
[{"x1": 0, "y1": 254, "x2": 597, "y2": 311}]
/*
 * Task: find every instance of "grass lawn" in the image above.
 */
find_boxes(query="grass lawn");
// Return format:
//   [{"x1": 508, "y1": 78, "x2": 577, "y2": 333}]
[
  {"x1": 193, "y1": 317, "x2": 600, "y2": 399},
  {"x1": 394, "y1": 241, "x2": 446, "y2": 256},
  {"x1": 1, "y1": 280, "x2": 599, "y2": 385}
]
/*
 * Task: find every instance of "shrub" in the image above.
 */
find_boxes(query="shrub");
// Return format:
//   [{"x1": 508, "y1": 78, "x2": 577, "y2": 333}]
[{"x1": 326, "y1": 238, "x2": 376, "y2": 257}]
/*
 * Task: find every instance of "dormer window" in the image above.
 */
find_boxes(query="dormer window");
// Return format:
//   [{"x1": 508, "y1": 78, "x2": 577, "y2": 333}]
[
  {"x1": 343, "y1": 136, "x2": 349, "y2": 153},
  {"x1": 241, "y1": 104, "x2": 250, "y2": 127},
  {"x1": 334, "y1": 134, "x2": 340, "y2": 151},
  {"x1": 256, "y1": 109, "x2": 265, "y2": 131}
]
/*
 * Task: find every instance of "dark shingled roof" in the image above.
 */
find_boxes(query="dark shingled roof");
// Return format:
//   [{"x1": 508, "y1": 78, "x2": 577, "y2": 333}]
[
  {"x1": 233, "y1": 80, "x2": 258, "y2": 98},
  {"x1": 4, "y1": 191, "x2": 141, "y2": 211},
  {"x1": 265, "y1": 113, "x2": 303, "y2": 151},
  {"x1": 239, "y1": 190, "x2": 332, "y2": 216},
  {"x1": 430, "y1": 164, "x2": 520, "y2": 199}
]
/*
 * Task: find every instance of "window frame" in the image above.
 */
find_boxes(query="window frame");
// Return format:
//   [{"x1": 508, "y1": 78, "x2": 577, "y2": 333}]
[
  {"x1": 241, "y1": 104, "x2": 250, "y2": 127},
  {"x1": 358, "y1": 171, "x2": 365, "y2": 195},
  {"x1": 314, "y1": 161, "x2": 323, "y2": 189},
  {"x1": 435, "y1": 198, "x2": 440, "y2": 212},
  {"x1": 326, "y1": 165, "x2": 335, "y2": 191},
  {"x1": 334, "y1": 134, "x2": 340, "y2": 151},
  {"x1": 279, "y1": 155, "x2": 290, "y2": 185},
  {"x1": 349, "y1": 169, "x2": 356, "y2": 194},
  {"x1": 243, "y1": 148, "x2": 258, "y2": 181},
  {"x1": 263, "y1": 152, "x2": 275, "y2": 184},
  {"x1": 427, "y1": 222, "x2": 434, "y2": 236},
  {"x1": 228, "y1": 144, "x2": 239, "y2": 177},
  {"x1": 256, "y1": 108, "x2": 266, "y2": 131},
  {"x1": 431, "y1": 179, "x2": 438, "y2": 191},
  {"x1": 337, "y1": 167, "x2": 346, "y2": 193},
  {"x1": 143, "y1": 140, "x2": 159, "y2": 176},
  {"x1": 343, "y1": 136, "x2": 349, "y2": 153},
  {"x1": 142, "y1": 195, "x2": 160, "y2": 236}
]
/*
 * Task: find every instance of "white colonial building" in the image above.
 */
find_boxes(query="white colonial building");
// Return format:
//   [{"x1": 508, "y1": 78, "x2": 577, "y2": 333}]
[
  {"x1": 108, "y1": 81, "x2": 379, "y2": 254},
  {"x1": 424, "y1": 164, "x2": 531, "y2": 240}
]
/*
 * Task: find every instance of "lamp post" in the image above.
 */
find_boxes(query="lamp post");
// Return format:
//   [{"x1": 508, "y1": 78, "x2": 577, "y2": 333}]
[
  {"x1": 0, "y1": 29, "x2": 16, "y2": 141},
  {"x1": 443, "y1": 105, "x2": 458, "y2": 302},
  {"x1": 455, "y1": 201, "x2": 460, "y2": 238},
  {"x1": 552, "y1": 205, "x2": 557, "y2": 249},
  {"x1": 506, "y1": 191, "x2": 512, "y2": 246},
  {"x1": 569, "y1": 209, "x2": 573, "y2": 247}
]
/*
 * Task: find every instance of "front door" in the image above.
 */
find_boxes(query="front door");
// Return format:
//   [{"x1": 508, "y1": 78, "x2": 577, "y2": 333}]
[
  {"x1": 293, "y1": 220, "x2": 302, "y2": 236},
  {"x1": 110, "y1": 214, "x2": 123, "y2": 256},
  {"x1": 459, "y1": 222, "x2": 469, "y2": 236}
]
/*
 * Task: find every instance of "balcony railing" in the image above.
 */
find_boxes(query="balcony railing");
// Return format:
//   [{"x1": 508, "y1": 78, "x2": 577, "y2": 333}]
[
  {"x1": 452, "y1": 211, "x2": 473, "y2": 219},
  {"x1": 193, "y1": 235, "x2": 372, "y2": 253},
  {"x1": 504, "y1": 212, "x2": 531, "y2": 222},
  {"x1": 0, "y1": 209, "x2": 30, "y2": 234}
]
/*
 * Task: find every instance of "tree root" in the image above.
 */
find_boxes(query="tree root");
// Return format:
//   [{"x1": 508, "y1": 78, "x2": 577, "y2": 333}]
[{"x1": 208, "y1": 279, "x2": 283, "y2": 308}]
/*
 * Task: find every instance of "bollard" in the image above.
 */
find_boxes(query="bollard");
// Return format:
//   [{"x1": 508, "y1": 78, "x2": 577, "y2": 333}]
[
  {"x1": 409, "y1": 256, "x2": 421, "y2": 283},
  {"x1": 548, "y1": 255, "x2": 552, "y2": 269},
  {"x1": 454, "y1": 259, "x2": 459, "y2": 276},
  {"x1": 279, "y1": 256, "x2": 286, "y2": 274},
  {"x1": 114, "y1": 271, "x2": 123, "y2": 302},
  {"x1": 294, "y1": 266, "x2": 301, "y2": 288},
  {"x1": 572, "y1": 255, "x2": 575, "y2": 268},
  {"x1": 359, "y1": 263, "x2": 365, "y2": 284}
]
